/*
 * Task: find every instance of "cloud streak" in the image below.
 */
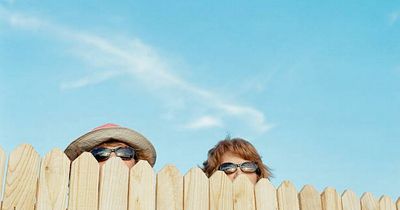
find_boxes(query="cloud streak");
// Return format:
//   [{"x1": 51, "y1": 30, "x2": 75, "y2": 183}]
[
  {"x1": 389, "y1": 12, "x2": 400, "y2": 25},
  {"x1": 0, "y1": 8, "x2": 271, "y2": 132}
]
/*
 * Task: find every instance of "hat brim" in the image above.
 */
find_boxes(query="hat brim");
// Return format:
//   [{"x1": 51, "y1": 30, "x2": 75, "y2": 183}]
[{"x1": 64, "y1": 127, "x2": 156, "y2": 166}]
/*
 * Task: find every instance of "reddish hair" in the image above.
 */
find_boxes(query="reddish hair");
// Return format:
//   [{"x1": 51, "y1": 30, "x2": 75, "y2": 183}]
[{"x1": 202, "y1": 138, "x2": 272, "y2": 180}]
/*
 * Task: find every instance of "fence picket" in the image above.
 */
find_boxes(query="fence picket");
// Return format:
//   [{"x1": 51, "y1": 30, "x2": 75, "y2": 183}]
[
  {"x1": 156, "y1": 165, "x2": 183, "y2": 210},
  {"x1": 129, "y1": 160, "x2": 155, "y2": 210},
  {"x1": 209, "y1": 171, "x2": 233, "y2": 210},
  {"x1": 277, "y1": 180, "x2": 300, "y2": 210},
  {"x1": 321, "y1": 187, "x2": 342, "y2": 210},
  {"x1": 184, "y1": 167, "x2": 209, "y2": 210},
  {"x1": 36, "y1": 148, "x2": 70, "y2": 210},
  {"x1": 361, "y1": 193, "x2": 378, "y2": 210},
  {"x1": 0, "y1": 146, "x2": 6, "y2": 203},
  {"x1": 68, "y1": 152, "x2": 99, "y2": 210},
  {"x1": 396, "y1": 198, "x2": 399, "y2": 210},
  {"x1": 2, "y1": 144, "x2": 40, "y2": 210},
  {"x1": 379, "y1": 196, "x2": 395, "y2": 210},
  {"x1": 299, "y1": 185, "x2": 322, "y2": 210},
  {"x1": 255, "y1": 178, "x2": 278, "y2": 210},
  {"x1": 99, "y1": 157, "x2": 129, "y2": 210},
  {"x1": 342, "y1": 190, "x2": 361, "y2": 210},
  {"x1": 233, "y1": 175, "x2": 255, "y2": 210}
]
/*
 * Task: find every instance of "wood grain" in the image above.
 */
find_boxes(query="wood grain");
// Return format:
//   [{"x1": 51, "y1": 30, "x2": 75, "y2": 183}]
[
  {"x1": 233, "y1": 175, "x2": 255, "y2": 210},
  {"x1": 277, "y1": 180, "x2": 300, "y2": 210},
  {"x1": 184, "y1": 167, "x2": 209, "y2": 210},
  {"x1": 321, "y1": 187, "x2": 342, "y2": 210},
  {"x1": 209, "y1": 171, "x2": 233, "y2": 210},
  {"x1": 299, "y1": 185, "x2": 322, "y2": 210},
  {"x1": 129, "y1": 160, "x2": 156, "y2": 210},
  {"x1": 156, "y1": 164, "x2": 183, "y2": 210},
  {"x1": 36, "y1": 148, "x2": 70, "y2": 210},
  {"x1": 255, "y1": 178, "x2": 278, "y2": 210}
]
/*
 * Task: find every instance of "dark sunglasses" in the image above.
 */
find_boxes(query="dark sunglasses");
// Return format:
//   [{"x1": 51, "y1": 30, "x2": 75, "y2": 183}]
[
  {"x1": 90, "y1": 147, "x2": 135, "y2": 162},
  {"x1": 218, "y1": 162, "x2": 259, "y2": 174}
]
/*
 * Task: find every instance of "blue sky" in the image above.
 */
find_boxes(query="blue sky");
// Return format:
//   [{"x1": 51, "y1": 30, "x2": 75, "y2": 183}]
[{"x1": 1, "y1": 0, "x2": 399, "y2": 200}]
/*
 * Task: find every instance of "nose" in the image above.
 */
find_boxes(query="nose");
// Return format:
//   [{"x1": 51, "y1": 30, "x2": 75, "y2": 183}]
[
  {"x1": 109, "y1": 152, "x2": 117, "y2": 158},
  {"x1": 233, "y1": 168, "x2": 244, "y2": 179}
]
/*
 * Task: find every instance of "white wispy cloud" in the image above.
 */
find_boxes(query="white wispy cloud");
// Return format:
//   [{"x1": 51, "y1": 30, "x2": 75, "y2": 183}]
[
  {"x1": 0, "y1": 8, "x2": 271, "y2": 132},
  {"x1": 185, "y1": 116, "x2": 223, "y2": 129},
  {"x1": 389, "y1": 12, "x2": 400, "y2": 25}
]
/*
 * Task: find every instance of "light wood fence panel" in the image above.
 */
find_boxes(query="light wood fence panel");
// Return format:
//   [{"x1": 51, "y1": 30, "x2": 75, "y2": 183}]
[
  {"x1": 2, "y1": 144, "x2": 40, "y2": 210},
  {"x1": 129, "y1": 160, "x2": 156, "y2": 210},
  {"x1": 0, "y1": 146, "x2": 6, "y2": 203},
  {"x1": 209, "y1": 171, "x2": 233, "y2": 210},
  {"x1": 396, "y1": 198, "x2": 400, "y2": 210},
  {"x1": 277, "y1": 180, "x2": 300, "y2": 210},
  {"x1": 233, "y1": 175, "x2": 255, "y2": 210},
  {"x1": 379, "y1": 196, "x2": 396, "y2": 210},
  {"x1": 342, "y1": 190, "x2": 361, "y2": 210},
  {"x1": 68, "y1": 152, "x2": 99, "y2": 210},
  {"x1": 321, "y1": 187, "x2": 342, "y2": 210},
  {"x1": 299, "y1": 185, "x2": 322, "y2": 210},
  {"x1": 255, "y1": 178, "x2": 278, "y2": 210},
  {"x1": 156, "y1": 165, "x2": 183, "y2": 210},
  {"x1": 184, "y1": 167, "x2": 209, "y2": 210},
  {"x1": 36, "y1": 148, "x2": 70, "y2": 210},
  {"x1": 99, "y1": 157, "x2": 129, "y2": 210},
  {"x1": 361, "y1": 193, "x2": 378, "y2": 210}
]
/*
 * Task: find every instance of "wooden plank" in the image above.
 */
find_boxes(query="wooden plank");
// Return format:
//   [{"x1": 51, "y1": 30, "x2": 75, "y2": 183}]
[
  {"x1": 68, "y1": 152, "x2": 99, "y2": 210},
  {"x1": 233, "y1": 175, "x2": 255, "y2": 210},
  {"x1": 255, "y1": 178, "x2": 278, "y2": 210},
  {"x1": 99, "y1": 157, "x2": 129, "y2": 210},
  {"x1": 379, "y1": 196, "x2": 396, "y2": 210},
  {"x1": 0, "y1": 146, "x2": 6, "y2": 202},
  {"x1": 183, "y1": 167, "x2": 209, "y2": 210},
  {"x1": 299, "y1": 185, "x2": 322, "y2": 210},
  {"x1": 361, "y1": 193, "x2": 378, "y2": 210},
  {"x1": 128, "y1": 160, "x2": 156, "y2": 210},
  {"x1": 321, "y1": 187, "x2": 342, "y2": 210},
  {"x1": 156, "y1": 165, "x2": 183, "y2": 210},
  {"x1": 209, "y1": 171, "x2": 233, "y2": 210},
  {"x1": 277, "y1": 181, "x2": 300, "y2": 210},
  {"x1": 396, "y1": 198, "x2": 400, "y2": 210},
  {"x1": 2, "y1": 144, "x2": 41, "y2": 210},
  {"x1": 36, "y1": 148, "x2": 70, "y2": 210},
  {"x1": 342, "y1": 190, "x2": 361, "y2": 210}
]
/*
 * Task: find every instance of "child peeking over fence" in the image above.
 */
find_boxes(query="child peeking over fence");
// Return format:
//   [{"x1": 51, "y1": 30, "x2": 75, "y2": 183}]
[
  {"x1": 64, "y1": 123, "x2": 157, "y2": 168},
  {"x1": 202, "y1": 137, "x2": 272, "y2": 184}
]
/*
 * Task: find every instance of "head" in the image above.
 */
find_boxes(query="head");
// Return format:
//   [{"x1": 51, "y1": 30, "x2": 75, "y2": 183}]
[
  {"x1": 202, "y1": 137, "x2": 272, "y2": 184},
  {"x1": 64, "y1": 123, "x2": 157, "y2": 168},
  {"x1": 90, "y1": 140, "x2": 137, "y2": 168}
]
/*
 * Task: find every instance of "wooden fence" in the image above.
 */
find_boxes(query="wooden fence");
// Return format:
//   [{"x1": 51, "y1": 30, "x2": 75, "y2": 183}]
[{"x1": 0, "y1": 144, "x2": 398, "y2": 210}]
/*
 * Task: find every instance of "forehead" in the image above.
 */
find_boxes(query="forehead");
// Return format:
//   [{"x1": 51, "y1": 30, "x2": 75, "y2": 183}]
[
  {"x1": 220, "y1": 152, "x2": 250, "y2": 164},
  {"x1": 98, "y1": 141, "x2": 129, "y2": 148}
]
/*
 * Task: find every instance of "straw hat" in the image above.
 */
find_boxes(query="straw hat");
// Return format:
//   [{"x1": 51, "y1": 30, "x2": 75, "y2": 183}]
[{"x1": 64, "y1": 123, "x2": 157, "y2": 166}]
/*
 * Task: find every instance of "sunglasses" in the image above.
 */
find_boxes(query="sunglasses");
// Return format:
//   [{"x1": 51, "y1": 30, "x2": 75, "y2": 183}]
[
  {"x1": 218, "y1": 162, "x2": 259, "y2": 174},
  {"x1": 90, "y1": 147, "x2": 135, "y2": 162}
]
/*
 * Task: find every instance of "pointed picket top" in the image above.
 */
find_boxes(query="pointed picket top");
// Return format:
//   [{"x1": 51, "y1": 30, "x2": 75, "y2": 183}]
[
  {"x1": 36, "y1": 148, "x2": 70, "y2": 210},
  {"x1": 342, "y1": 190, "x2": 361, "y2": 210},
  {"x1": 157, "y1": 164, "x2": 183, "y2": 210},
  {"x1": 3, "y1": 144, "x2": 41, "y2": 210},
  {"x1": 321, "y1": 187, "x2": 342, "y2": 210},
  {"x1": 277, "y1": 180, "x2": 300, "y2": 210},
  {"x1": 184, "y1": 167, "x2": 209, "y2": 210},
  {"x1": 69, "y1": 152, "x2": 99, "y2": 210},
  {"x1": 396, "y1": 198, "x2": 400, "y2": 210},
  {"x1": 0, "y1": 146, "x2": 6, "y2": 202},
  {"x1": 361, "y1": 192, "x2": 378, "y2": 210},
  {"x1": 129, "y1": 160, "x2": 156, "y2": 210},
  {"x1": 209, "y1": 171, "x2": 233, "y2": 210},
  {"x1": 299, "y1": 185, "x2": 322, "y2": 210},
  {"x1": 99, "y1": 157, "x2": 129, "y2": 210},
  {"x1": 379, "y1": 195, "x2": 396, "y2": 210},
  {"x1": 255, "y1": 178, "x2": 278, "y2": 210},
  {"x1": 233, "y1": 174, "x2": 256, "y2": 210}
]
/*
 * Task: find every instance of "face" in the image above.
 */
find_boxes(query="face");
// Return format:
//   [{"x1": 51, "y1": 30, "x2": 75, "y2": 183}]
[
  {"x1": 91, "y1": 141, "x2": 136, "y2": 169},
  {"x1": 219, "y1": 152, "x2": 258, "y2": 184}
]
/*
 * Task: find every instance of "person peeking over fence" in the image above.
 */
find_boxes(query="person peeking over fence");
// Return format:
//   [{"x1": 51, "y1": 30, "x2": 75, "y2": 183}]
[
  {"x1": 202, "y1": 137, "x2": 272, "y2": 184},
  {"x1": 64, "y1": 123, "x2": 156, "y2": 168}
]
